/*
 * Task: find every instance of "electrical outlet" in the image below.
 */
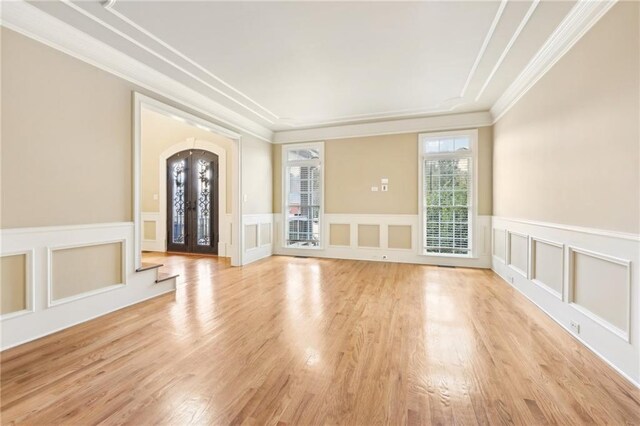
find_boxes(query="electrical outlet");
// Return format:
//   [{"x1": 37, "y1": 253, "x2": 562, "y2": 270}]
[
  {"x1": 570, "y1": 320, "x2": 580, "y2": 334},
  {"x1": 382, "y1": 255, "x2": 388, "y2": 260}
]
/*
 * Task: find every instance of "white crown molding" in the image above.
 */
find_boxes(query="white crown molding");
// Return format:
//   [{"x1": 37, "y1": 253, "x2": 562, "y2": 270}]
[
  {"x1": 0, "y1": 0, "x2": 273, "y2": 142},
  {"x1": 460, "y1": 0, "x2": 508, "y2": 98},
  {"x1": 102, "y1": 4, "x2": 279, "y2": 123},
  {"x1": 272, "y1": 111, "x2": 493, "y2": 143},
  {"x1": 475, "y1": 0, "x2": 540, "y2": 102},
  {"x1": 491, "y1": 0, "x2": 618, "y2": 122}
]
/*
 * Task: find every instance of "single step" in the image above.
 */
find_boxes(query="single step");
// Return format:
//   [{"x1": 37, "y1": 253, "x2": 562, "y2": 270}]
[
  {"x1": 156, "y1": 272, "x2": 179, "y2": 284},
  {"x1": 136, "y1": 263, "x2": 163, "y2": 273}
]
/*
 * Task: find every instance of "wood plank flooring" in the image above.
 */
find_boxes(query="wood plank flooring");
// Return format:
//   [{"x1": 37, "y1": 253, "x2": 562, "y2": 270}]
[{"x1": 1, "y1": 254, "x2": 639, "y2": 425}]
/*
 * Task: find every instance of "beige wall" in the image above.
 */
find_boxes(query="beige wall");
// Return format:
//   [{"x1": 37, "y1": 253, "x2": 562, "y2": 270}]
[
  {"x1": 1, "y1": 254, "x2": 27, "y2": 315},
  {"x1": 273, "y1": 128, "x2": 493, "y2": 215},
  {"x1": 1, "y1": 28, "x2": 133, "y2": 228},
  {"x1": 141, "y1": 108, "x2": 234, "y2": 214},
  {"x1": 242, "y1": 135, "x2": 273, "y2": 214},
  {"x1": 1, "y1": 28, "x2": 274, "y2": 230},
  {"x1": 51, "y1": 242, "x2": 123, "y2": 301},
  {"x1": 493, "y1": 2, "x2": 640, "y2": 234}
]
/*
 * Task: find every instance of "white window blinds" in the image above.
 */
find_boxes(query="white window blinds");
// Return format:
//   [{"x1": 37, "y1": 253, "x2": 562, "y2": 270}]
[
  {"x1": 284, "y1": 144, "x2": 323, "y2": 248},
  {"x1": 421, "y1": 133, "x2": 474, "y2": 256}
]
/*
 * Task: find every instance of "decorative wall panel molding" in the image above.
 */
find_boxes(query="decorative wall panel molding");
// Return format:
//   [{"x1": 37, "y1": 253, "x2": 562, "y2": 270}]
[
  {"x1": 274, "y1": 214, "x2": 492, "y2": 269},
  {"x1": 492, "y1": 216, "x2": 639, "y2": 386},
  {"x1": 0, "y1": 222, "x2": 176, "y2": 350},
  {"x1": 242, "y1": 214, "x2": 273, "y2": 265}
]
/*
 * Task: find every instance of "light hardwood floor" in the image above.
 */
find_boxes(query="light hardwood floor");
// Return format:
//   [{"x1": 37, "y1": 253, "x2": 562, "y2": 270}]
[{"x1": 1, "y1": 254, "x2": 639, "y2": 425}]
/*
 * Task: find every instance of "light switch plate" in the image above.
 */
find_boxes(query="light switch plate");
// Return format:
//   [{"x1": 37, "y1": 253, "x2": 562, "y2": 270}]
[
  {"x1": 381, "y1": 184, "x2": 389, "y2": 192},
  {"x1": 371, "y1": 186, "x2": 379, "y2": 192},
  {"x1": 381, "y1": 178, "x2": 389, "y2": 184}
]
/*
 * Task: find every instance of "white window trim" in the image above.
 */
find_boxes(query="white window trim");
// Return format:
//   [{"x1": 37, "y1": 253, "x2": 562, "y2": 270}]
[
  {"x1": 417, "y1": 129, "x2": 479, "y2": 259},
  {"x1": 281, "y1": 141, "x2": 325, "y2": 250}
]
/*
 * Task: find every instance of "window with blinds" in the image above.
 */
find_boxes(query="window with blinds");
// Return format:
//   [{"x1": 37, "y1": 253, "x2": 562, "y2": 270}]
[
  {"x1": 283, "y1": 143, "x2": 323, "y2": 248},
  {"x1": 420, "y1": 133, "x2": 475, "y2": 256}
]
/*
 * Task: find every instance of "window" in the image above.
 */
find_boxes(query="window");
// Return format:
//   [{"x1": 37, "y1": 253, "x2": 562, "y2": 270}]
[
  {"x1": 282, "y1": 143, "x2": 324, "y2": 248},
  {"x1": 419, "y1": 131, "x2": 476, "y2": 257}
]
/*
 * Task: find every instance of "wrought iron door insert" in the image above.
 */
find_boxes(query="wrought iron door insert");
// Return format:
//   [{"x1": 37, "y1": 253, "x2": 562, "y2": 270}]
[{"x1": 167, "y1": 150, "x2": 219, "y2": 254}]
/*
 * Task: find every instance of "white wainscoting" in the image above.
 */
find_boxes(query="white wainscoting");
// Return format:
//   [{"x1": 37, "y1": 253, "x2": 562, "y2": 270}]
[
  {"x1": 141, "y1": 212, "x2": 163, "y2": 252},
  {"x1": 0, "y1": 222, "x2": 176, "y2": 350},
  {"x1": 141, "y1": 212, "x2": 233, "y2": 257},
  {"x1": 492, "y1": 216, "x2": 640, "y2": 386},
  {"x1": 273, "y1": 214, "x2": 492, "y2": 268},
  {"x1": 242, "y1": 214, "x2": 273, "y2": 265}
]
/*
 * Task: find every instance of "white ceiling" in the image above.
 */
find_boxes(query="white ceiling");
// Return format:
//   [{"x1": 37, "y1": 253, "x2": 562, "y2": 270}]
[{"x1": 29, "y1": 0, "x2": 577, "y2": 131}]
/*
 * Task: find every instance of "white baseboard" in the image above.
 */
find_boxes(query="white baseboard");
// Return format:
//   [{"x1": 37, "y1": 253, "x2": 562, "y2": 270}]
[
  {"x1": 1, "y1": 222, "x2": 176, "y2": 350},
  {"x1": 273, "y1": 214, "x2": 492, "y2": 268},
  {"x1": 492, "y1": 216, "x2": 640, "y2": 386}
]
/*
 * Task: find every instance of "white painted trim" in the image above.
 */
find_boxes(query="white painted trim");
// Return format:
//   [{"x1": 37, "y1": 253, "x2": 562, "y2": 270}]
[
  {"x1": 1, "y1": 222, "x2": 134, "y2": 235},
  {"x1": 1, "y1": 287, "x2": 175, "y2": 352},
  {"x1": 0, "y1": 0, "x2": 272, "y2": 141},
  {"x1": 157, "y1": 138, "x2": 229, "y2": 257},
  {"x1": 492, "y1": 227, "x2": 507, "y2": 264},
  {"x1": 46, "y1": 239, "x2": 128, "y2": 308},
  {"x1": 0, "y1": 250, "x2": 36, "y2": 321},
  {"x1": 133, "y1": 93, "x2": 243, "y2": 267},
  {"x1": 275, "y1": 214, "x2": 492, "y2": 268},
  {"x1": 475, "y1": 0, "x2": 540, "y2": 101},
  {"x1": 418, "y1": 129, "x2": 479, "y2": 258},
  {"x1": 273, "y1": 111, "x2": 493, "y2": 144},
  {"x1": 0, "y1": 222, "x2": 178, "y2": 350},
  {"x1": 460, "y1": 0, "x2": 507, "y2": 98},
  {"x1": 491, "y1": 0, "x2": 618, "y2": 121},
  {"x1": 141, "y1": 212, "x2": 163, "y2": 252},
  {"x1": 281, "y1": 142, "x2": 325, "y2": 250},
  {"x1": 59, "y1": 0, "x2": 276, "y2": 125},
  {"x1": 567, "y1": 246, "x2": 631, "y2": 343},
  {"x1": 528, "y1": 237, "x2": 564, "y2": 301},
  {"x1": 492, "y1": 216, "x2": 640, "y2": 241},
  {"x1": 506, "y1": 231, "x2": 529, "y2": 278},
  {"x1": 492, "y1": 263, "x2": 640, "y2": 389},
  {"x1": 242, "y1": 214, "x2": 273, "y2": 265},
  {"x1": 492, "y1": 216, "x2": 639, "y2": 384}
]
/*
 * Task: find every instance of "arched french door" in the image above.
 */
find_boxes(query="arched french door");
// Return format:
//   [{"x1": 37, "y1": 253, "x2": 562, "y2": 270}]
[{"x1": 166, "y1": 149, "x2": 219, "y2": 254}]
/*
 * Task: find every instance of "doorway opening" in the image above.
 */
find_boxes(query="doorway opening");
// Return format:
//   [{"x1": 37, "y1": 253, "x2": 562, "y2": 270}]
[{"x1": 167, "y1": 149, "x2": 219, "y2": 254}]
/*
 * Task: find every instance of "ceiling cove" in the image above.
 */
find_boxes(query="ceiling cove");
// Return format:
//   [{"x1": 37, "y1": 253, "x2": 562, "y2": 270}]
[
  {"x1": 50, "y1": 0, "x2": 570, "y2": 129},
  {"x1": 3, "y1": 0, "x2": 618, "y2": 139}
]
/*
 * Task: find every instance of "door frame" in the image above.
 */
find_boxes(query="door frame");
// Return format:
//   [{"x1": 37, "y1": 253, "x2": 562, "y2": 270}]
[
  {"x1": 161, "y1": 141, "x2": 226, "y2": 255},
  {"x1": 133, "y1": 92, "x2": 243, "y2": 267}
]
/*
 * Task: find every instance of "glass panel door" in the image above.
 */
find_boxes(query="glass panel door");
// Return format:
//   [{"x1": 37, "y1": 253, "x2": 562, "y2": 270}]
[{"x1": 166, "y1": 150, "x2": 218, "y2": 254}]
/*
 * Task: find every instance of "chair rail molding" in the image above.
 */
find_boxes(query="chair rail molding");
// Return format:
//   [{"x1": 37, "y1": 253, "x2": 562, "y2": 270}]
[
  {"x1": 0, "y1": 222, "x2": 176, "y2": 351},
  {"x1": 491, "y1": 216, "x2": 640, "y2": 387}
]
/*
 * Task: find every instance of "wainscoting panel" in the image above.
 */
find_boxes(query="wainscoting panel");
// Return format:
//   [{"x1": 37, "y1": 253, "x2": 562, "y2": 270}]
[
  {"x1": 141, "y1": 212, "x2": 163, "y2": 252},
  {"x1": 141, "y1": 211, "x2": 233, "y2": 257},
  {"x1": 492, "y1": 216, "x2": 640, "y2": 386},
  {"x1": 49, "y1": 240, "x2": 125, "y2": 306},
  {"x1": 274, "y1": 214, "x2": 492, "y2": 268},
  {"x1": 493, "y1": 228, "x2": 506, "y2": 262},
  {"x1": 0, "y1": 222, "x2": 176, "y2": 350},
  {"x1": 507, "y1": 231, "x2": 529, "y2": 278},
  {"x1": 329, "y1": 224, "x2": 350, "y2": 247},
  {"x1": 358, "y1": 224, "x2": 380, "y2": 248},
  {"x1": 569, "y1": 247, "x2": 630, "y2": 341},
  {"x1": 530, "y1": 238, "x2": 563, "y2": 299},
  {"x1": 242, "y1": 214, "x2": 273, "y2": 265},
  {"x1": 0, "y1": 251, "x2": 34, "y2": 320}
]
